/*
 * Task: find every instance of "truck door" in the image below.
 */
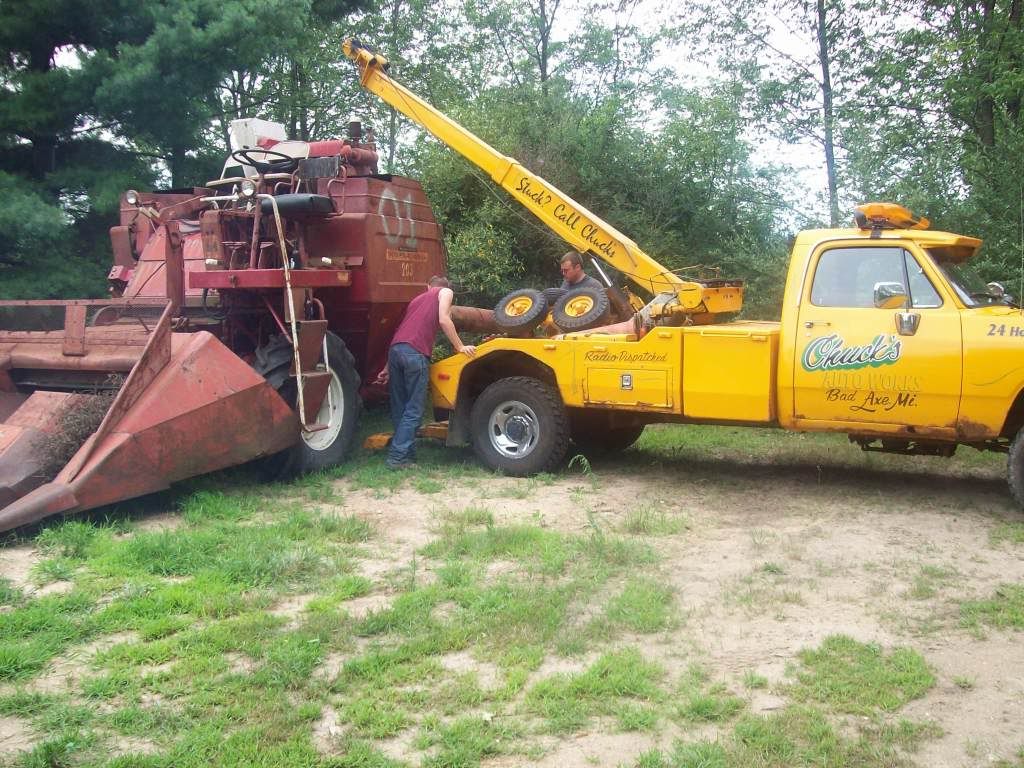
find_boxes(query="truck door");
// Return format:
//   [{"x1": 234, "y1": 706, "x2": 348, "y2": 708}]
[{"x1": 793, "y1": 244, "x2": 962, "y2": 432}]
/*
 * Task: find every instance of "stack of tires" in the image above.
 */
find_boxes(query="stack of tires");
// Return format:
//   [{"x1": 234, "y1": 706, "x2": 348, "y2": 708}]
[{"x1": 493, "y1": 285, "x2": 612, "y2": 336}]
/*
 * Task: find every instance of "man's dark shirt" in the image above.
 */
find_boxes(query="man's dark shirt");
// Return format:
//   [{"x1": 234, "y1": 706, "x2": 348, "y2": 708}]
[{"x1": 559, "y1": 273, "x2": 604, "y2": 292}]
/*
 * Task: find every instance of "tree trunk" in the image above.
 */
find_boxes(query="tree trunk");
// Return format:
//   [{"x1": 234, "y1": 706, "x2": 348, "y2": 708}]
[{"x1": 816, "y1": 0, "x2": 840, "y2": 226}]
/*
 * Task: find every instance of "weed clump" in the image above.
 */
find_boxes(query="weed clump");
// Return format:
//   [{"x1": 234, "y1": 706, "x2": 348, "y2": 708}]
[{"x1": 36, "y1": 375, "x2": 122, "y2": 481}]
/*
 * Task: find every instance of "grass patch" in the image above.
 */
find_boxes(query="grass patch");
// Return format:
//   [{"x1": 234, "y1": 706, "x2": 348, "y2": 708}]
[
  {"x1": 343, "y1": 695, "x2": 410, "y2": 738},
  {"x1": 417, "y1": 715, "x2": 517, "y2": 767},
  {"x1": 742, "y1": 671, "x2": 768, "y2": 690},
  {"x1": 0, "y1": 591, "x2": 96, "y2": 681},
  {"x1": 960, "y1": 583, "x2": 1024, "y2": 631},
  {"x1": 604, "y1": 578, "x2": 677, "y2": 633},
  {"x1": 728, "y1": 565, "x2": 805, "y2": 614},
  {"x1": 907, "y1": 563, "x2": 956, "y2": 601},
  {"x1": 412, "y1": 476, "x2": 445, "y2": 494},
  {"x1": 525, "y1": 648, "x2": 663, "y2": 732},
  {"x1": 616, "y1": 702, "x2": 659, "y2": 731},
  {"x1": 990, "y1": 522, "x2": 1024, "y2": 546},
  {"x1": 424, "y1": 523, "x2": 573, "y2": 575},
  {"x1": 636, "y1": 706, "x2": 941, "y2": 767},
  {"x1": 789, "y1": 635, "x2": 935, "y2": 714},
  {"x1": 621, "y1": 507, "x2": 688, "y2": 536}
]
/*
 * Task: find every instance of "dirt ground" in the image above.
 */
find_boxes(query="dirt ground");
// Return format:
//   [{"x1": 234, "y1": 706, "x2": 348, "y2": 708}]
[
  {"x1": 1, "y1": 440, "x2": 1022, "y2": 767},
  {"x1": 331, "y1": 448, "x2": 1024, "y2": 767}
]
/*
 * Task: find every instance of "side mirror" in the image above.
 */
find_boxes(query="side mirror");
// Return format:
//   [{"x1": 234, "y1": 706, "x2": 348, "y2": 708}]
[{"x1": 873, "y1": 281, "x2": 908, "y2": 310}]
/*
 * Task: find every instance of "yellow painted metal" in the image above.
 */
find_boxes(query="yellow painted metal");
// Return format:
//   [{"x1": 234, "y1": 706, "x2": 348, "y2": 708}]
[
  {"x1": 342, "y1": 39, "x2": 742, "y2": 313},
  {"x1": 505, "y1": 294, "x2": 535, "y2": 317},
  {"x1": 570, "y1": 328, "x2": 683, "y2": 412},
  {"x1": 363, "y1": 433, "x2": 390, "y2": 450},
  {"x1": 363, "y1": 422, "x2": 450, "y2": 451},
  {"x1": 682, "y1": 322, "x2": 780, "y2": 422},
  {"x1": 430, "y1": 222, "x2": 1021, "y2": 444},
  {"x1": 775, "y1": 229, "x2": 980, "y2": 432},
  {"x1": 790, "y1": 238, "x2": 962, "y2": 435},
  {"x1": 563, "y1": 294, "x2": 594, "y2": 317},
  {"x1": 855, "y1": 202, "x2": 929, "y2": 230}
]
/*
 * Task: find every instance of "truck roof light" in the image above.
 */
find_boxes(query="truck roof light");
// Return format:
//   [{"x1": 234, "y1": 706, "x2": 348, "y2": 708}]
[{"x1": 854, "y1": 202, "x2": 929, "y2": 231}]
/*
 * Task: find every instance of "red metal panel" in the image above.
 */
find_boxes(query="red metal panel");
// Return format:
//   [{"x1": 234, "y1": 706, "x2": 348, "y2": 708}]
[
  {"x1": 294, "y1": 320, "x2": 328, "y2": 373},
  {"x1": 165, "y1": 222, "x2": 185, "y2": 313},
  {"x1": 0, "y1": 330, "x2": 300, "y2": 531},
  {"x1": 109, "y1": 226, "x2": 134, "y2": 267},
  {"x1": 61, "y1": 304, "x2": 172, "y2": 482},
  {"x1": 189, "y1": 269, "x2": 352, "y2": 289},
  {"x1": 299, "y1": 371, "x2": 332, "y2": 424},
  {"x1": 62, "y1": 305, "x2": 86, "y2": 357}
]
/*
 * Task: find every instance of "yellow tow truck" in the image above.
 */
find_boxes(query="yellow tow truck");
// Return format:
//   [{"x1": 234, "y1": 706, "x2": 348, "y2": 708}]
[{"x1": 345, "y1": 41, "x2": 1024, "y2": 509}]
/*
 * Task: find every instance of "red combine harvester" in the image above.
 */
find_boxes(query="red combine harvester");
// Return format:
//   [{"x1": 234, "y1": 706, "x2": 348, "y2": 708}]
[{"x1": 0, "y1": 118, "x2": 448, "y2": 531}]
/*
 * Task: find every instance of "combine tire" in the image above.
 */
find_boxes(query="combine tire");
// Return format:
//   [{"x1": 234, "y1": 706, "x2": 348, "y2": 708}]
[
  {"x1": 1008, "y1": 429, "x2": 1024, "y2": 509},
  {"x1": 470, "y1": 377, "x2": 569, "y2": 475},
  {"x1": 255, "y1": 332, "x2": 361, "y2": 479},
  {"x1": 494, "y1": 289, "x2": 548, "y2": 334},
  {"x1": 552, "y1": 286, "x2": 611, "y2": 332},
  {"x1": 570, "y1": 412, "x2": 644, "y2": 456}
]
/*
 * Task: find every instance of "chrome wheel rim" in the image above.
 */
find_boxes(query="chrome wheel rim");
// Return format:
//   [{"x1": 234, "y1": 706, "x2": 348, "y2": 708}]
[{"x1": 487, "y1": 399, "x2": 539, "y2": 459}]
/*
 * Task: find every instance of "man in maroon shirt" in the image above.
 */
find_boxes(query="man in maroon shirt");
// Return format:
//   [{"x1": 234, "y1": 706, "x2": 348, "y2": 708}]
[{"x1": 377, "y1": 276, "x2": 476, "y2": 469}]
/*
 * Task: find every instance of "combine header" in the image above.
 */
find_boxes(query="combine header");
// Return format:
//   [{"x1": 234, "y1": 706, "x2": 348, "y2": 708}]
[{"x1": 0, "y1": 118, "x2": 447, "y2": 531}]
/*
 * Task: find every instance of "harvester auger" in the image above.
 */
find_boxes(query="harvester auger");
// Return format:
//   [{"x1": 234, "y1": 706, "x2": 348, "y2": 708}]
[{"x1": 0, "y1": 118, "x2": 449, "y2": 531}]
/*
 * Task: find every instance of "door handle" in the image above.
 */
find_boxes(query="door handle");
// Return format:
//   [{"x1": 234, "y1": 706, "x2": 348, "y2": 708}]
[
  {"x1": 895, "y1": 311, "x2": 920, "y2": 336},
  {"x1": 804, "y1": 321, "x2": 831, "y2": 328}
]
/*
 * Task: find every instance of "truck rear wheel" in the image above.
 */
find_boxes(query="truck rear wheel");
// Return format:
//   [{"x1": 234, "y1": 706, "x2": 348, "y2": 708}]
[
  {"x1": 570, "y1": 413, "x2": 644, "y2": 456},
  {"x1": 255, "y1": 332, "x2": 362, "y2": 479},
  {"x1": 1008, "y1": 429, "x2": 1024, "y2": 509},
  {"x1": 470, "y1": 377, "x2": 569, "y2": 475}
]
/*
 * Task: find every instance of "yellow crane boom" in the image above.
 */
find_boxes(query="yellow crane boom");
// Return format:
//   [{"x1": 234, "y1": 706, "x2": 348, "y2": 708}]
[{"x1": 343, "y1": 39, "x2": 743, "y2": 316}]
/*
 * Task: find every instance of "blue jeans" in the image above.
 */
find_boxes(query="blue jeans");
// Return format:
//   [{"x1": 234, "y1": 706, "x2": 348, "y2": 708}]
[{"x1": 387, "y1": 343, "x2": 429, "y2": 463}]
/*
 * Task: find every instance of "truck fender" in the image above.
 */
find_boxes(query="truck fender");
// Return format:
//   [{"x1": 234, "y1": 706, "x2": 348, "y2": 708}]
[{"x1": 443, "y1": 349, "x2": 560, "y2": 448}]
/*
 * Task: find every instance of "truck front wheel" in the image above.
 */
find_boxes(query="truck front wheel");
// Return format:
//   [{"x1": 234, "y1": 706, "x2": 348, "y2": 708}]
[
  {"x1": 1007, "y1": 429, "x2": 1024, "y2": 509},
  {"x1": 470, "y1": 377, "x2": 569, "y2": 475}
]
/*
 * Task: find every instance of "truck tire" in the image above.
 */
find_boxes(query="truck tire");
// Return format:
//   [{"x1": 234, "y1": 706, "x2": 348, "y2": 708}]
[
  {"x1": 255, "y1": 332, "x2": 362, "y2": 479},
  {"x1": 1008, "y1": 429, "x2": 1024, "y2": 509},
  {"x1": 494, "y1": 289, "x2": 548, "y2": 334},
  {"x1": 542, "y1": 287, "x2": 568, "y2": 307},
  {"x1": 552, "y1": 287, "x2": 611, "y2": 332},
  {"x1": 570, "y1": 413, "x2": 644, "y2": 456},
  {"x1": 470, "y1": 376, "x2": 569, "y2": 475}
]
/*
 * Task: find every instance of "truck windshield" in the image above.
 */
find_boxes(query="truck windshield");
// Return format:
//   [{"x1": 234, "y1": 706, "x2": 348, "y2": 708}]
[{"x1": 931, "y1": 257, "x2": 1010, "y2": 307}]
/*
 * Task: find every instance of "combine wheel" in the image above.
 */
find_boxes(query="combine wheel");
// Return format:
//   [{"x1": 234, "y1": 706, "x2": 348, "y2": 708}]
[
  {"x1": 494, "y1": 289, "x2": 548, "y2": 334},
  {"x1": 1007, "y1": 429, "x2": 1024, "y2": 509},
  {"x1": 570, "y1": 412, "x2": 645, "y2": 456},
  {"x1": 470, "y1": 376, "x2": 569, "y2": 475},
  {"x1": 552, "y1": 287, "x2": 611, "y2": 332},
  {"x1": 255, "y1": 332, "x2": 362, "y2": 479}
]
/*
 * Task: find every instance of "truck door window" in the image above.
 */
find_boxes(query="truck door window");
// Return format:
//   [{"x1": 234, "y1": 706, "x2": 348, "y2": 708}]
[
  {"x1": 810, "y1": 247, "x2": 941, "y2": 308},
  {"x1": 811, "y1": 247, "x2": 903, "y2": 307},
  {"x1": 903, "y1": 251, "x2": 942, "y2": 307}
]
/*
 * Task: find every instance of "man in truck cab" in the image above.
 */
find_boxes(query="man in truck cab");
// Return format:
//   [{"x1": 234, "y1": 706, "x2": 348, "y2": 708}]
[
  {"x1": 559, "y1": 251, "x2": 604, "y2": 291},
  {"x1": 376, "y1": 276, "x2": 476, "y2": 470}
]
